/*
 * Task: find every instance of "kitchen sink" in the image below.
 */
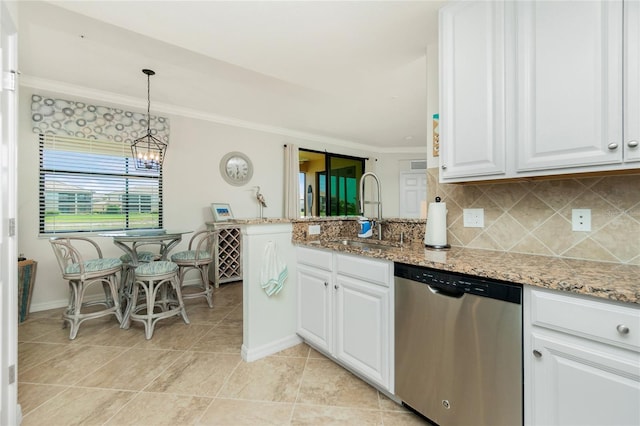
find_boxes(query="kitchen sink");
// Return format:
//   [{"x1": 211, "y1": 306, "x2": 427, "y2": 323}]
[{"x1": 335, "y1": 239, "x2": 398, "y2": 251}]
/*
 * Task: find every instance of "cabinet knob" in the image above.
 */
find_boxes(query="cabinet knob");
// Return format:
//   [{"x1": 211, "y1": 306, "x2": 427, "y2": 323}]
[
  {"x1": 628, "y1": 140, "x2": 639, "y2": 148},
  {"x1": 441, "y1": 164, "x2": 447, "y2": 170},
  {"x1": 533, "y1": 349, "x2": 542, "y2": 358},
  {"x1": 324, "y1": 282, "x2": 328, "y2": 287},
  {"x1": 607, "y1": 142, "x2": 619, "y2": 150},
  {"x1": 334, "y1": 284, "x2": 339, "y2": 290},
  {"x1": 616, "y1": 324, "x2": 630, "y2": 335}
]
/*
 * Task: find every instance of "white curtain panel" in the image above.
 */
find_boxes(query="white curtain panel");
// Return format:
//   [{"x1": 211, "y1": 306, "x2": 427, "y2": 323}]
[{"x1": 283, "y1": 144, "x2": 299, "y2": 219}]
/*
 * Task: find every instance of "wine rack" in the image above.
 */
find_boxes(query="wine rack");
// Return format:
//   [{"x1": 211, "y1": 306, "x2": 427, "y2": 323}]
[{"x1": 206, "y1": 222, "x2": 242, "y2": 287}]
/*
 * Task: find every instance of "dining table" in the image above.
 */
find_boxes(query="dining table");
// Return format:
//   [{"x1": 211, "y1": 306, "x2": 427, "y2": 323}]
[
  {"x1": 99, "y1": 229, "x2": 193, "y2": 328},
  {"x1": 99, "y1": 229, "x2": 193, "y2": 267}
]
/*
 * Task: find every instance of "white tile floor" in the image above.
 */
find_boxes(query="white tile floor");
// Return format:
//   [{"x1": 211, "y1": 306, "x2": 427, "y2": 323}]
[{"x1": 18, "y1": 281, "x2": 429, "y2": 425}]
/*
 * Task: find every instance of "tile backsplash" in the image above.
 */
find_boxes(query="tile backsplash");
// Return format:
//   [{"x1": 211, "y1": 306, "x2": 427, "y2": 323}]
[{"x1": 427, "y1": 168, "x2": 640, "y2": 265}]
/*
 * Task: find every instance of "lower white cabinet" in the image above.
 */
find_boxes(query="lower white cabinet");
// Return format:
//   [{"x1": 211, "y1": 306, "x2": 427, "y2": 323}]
[
  {"x1": 297, "y1": 262, "x2": 332, "y2": 353},
  {"x1": 524, "y1": 287, "x2": 640, "y2": 426},
  {"x1": 296, "y1": 246, "x2": 394, "y2": 392}
]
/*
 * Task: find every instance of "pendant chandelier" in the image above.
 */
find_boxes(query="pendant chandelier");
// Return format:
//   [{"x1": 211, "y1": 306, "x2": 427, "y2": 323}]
[{"x1": 131, "y1": 69, "x2": 167, "y2": 170}]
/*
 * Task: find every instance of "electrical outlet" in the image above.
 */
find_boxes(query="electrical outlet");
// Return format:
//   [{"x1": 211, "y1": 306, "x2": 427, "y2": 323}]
[
  {"x1": 463, "y1": 208, "x2": 484, "y2": 228},
  {"x1": 572, "y1": 209, "x2": 591, "y2": 232},
  {"x1": 308, "y1": 224, "x2": 321, "y2": 235}
]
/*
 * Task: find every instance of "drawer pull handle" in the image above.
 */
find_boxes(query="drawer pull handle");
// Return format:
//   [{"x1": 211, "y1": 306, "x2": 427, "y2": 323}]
[
  {"x1": 628, "y1": 140, "x2": 639, "y2": 148},
  {"x1": 616, "y1": 324, "x2": 630, "y2": 335},
  {"x1": 533, "y1": 349, "x2": 542, "y2": 358},
  {"x1": 608, "y1": 142, "x2": 619, "y2": 150}
]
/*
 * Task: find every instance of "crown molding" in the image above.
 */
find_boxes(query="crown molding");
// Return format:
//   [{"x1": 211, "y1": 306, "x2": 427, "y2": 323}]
[{"x1": 20, "y1": 75, "x2": 426, "y2": 155}]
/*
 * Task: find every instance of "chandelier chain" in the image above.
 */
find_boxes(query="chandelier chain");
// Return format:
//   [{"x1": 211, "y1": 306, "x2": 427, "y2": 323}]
[{"x1": 146, "y1": 72, "x2": 151, "y2": 132}]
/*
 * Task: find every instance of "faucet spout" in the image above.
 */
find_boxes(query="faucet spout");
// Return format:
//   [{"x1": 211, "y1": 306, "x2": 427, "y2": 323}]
[{"x1": 358, "y1": 172, "x2": 383, "y2": 239}]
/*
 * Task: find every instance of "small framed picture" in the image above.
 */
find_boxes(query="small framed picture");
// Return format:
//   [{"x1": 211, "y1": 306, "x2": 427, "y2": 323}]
[{"x1": 210, "y1": 203, "x2": 234, "y2": 222}]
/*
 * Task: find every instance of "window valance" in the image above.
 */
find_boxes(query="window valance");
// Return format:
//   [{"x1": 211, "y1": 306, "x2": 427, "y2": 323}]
[{"x1": 30, "y1": 94, "x2": 170, "y2": 144}]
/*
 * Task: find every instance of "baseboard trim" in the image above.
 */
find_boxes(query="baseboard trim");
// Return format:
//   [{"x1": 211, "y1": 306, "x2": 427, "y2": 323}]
[
  {"x1": 241, "y1": 334, "x2": 303, "y2": 362},
  {"x1": 29, "y1": 299, "x2": 68, "y2": 313}
]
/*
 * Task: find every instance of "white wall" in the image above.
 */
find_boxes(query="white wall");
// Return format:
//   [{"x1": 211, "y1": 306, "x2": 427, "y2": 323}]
[
  {"x1": 375, "y1": 154, "x2": 427, "y2": 218},
  {"x1": 17, "y1": 85, "x2": 383, "y2": 311}
]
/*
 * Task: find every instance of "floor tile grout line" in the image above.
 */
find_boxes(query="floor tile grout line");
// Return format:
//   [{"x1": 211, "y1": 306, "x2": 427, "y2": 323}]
[
  {"x1": 138, "y1": 348, "x2": 189, "y2": 393},
  {"x1": 16, "y1": 383, "x2": 69, "y2": 419},
  {"x1": 287, "y1": 344, "x2": 312, "y2": 424},
  {"x1": 192, "y1": 350, "x2": 245, "y2": 425},
  {"x1": 98, "y1": 388, "x2": 142, "y2": 426}
]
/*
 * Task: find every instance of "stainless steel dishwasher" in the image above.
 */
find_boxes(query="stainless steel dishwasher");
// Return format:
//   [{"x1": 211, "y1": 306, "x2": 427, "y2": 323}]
[{"x1": 394, "y1": 262, "x2": 523, "y2": 426}]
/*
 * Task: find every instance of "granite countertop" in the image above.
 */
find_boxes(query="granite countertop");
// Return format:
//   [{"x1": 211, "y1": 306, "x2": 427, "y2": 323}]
[
  {"x1": 298, "y1": 239, "x2": 640, "y2": 305},
  {"x1": 206, "y1": 218, "x2": 292, "y2": 226}
]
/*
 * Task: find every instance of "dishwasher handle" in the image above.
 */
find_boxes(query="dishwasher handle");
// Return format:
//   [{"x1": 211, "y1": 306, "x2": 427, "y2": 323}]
[{"x1": 427, "y1": 283, "x2": 465, "y2": 298}]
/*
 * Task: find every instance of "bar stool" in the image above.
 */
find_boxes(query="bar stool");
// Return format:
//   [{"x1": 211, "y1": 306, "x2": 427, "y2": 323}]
[
  {"x1": 118, "y1": 251, "x2": 156, "y2": 308},
  {"x1": 49, "y1": 237, "x2": 123, "y2": 339},
  {"x1": 170, "y1": 229, "x2": 218, "y2": 307},
  {"x1": 126, "y1": 260, "x2": 189, "y2": 339}
]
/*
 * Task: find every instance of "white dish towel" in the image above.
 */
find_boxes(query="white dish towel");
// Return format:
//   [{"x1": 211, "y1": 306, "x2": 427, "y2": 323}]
[{"x1": 260, "y1": 241, "x2": 288, "y2": 297}]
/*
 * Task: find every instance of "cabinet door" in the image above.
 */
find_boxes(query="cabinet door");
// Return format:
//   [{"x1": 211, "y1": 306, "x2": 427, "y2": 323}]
[
  {"x1": 528, "y1": 331, "x2": 640, "y2": 426},
  {"x1": 297, "y1": 265, "x2": 332, "y2": 353},
  {"x1": 334, "y1": 275, "x2": 390, "y2": 389},
  {"x1": 625, "y1": 0, "x2": 640, "y2": 163},
  {"x1": 515, "y1": 1, "x2": 623, "y2": 171},
  {"x1": 439, "y1": 1, "x2": 506, "y2": 180}
]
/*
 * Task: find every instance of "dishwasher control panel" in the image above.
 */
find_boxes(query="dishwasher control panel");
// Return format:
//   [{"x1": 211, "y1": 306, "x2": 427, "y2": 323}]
[{"x1": 394, "y1": 262, "x2": 521, "y2": 304}]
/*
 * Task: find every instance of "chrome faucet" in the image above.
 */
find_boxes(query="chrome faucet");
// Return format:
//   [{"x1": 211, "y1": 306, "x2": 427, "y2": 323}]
[{"x1": 358, "y1": 172, "x2": 383, "y2": 240}]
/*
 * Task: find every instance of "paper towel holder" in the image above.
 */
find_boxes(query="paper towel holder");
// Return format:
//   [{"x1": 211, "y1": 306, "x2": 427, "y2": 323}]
[{"x1": 425, "y1": 196, "x2": 451, "y2": 250}]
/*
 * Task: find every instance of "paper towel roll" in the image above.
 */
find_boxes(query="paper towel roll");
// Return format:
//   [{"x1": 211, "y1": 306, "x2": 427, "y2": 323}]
[{"x1": 424, "y1": 201, "x2": 449, "y2": 248}]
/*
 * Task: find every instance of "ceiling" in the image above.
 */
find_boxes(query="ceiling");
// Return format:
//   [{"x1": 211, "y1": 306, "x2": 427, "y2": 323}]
[{"x1": 19, "y1": 1, "x2": 442, "y2": 150}]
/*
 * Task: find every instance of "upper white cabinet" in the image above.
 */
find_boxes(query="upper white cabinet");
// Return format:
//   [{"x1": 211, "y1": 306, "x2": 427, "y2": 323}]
[
  {"x1": 440, "y1": 0, "x2": 640, "y2": 182},
  {"x1": 515, "y1": 1, "x2": 623, "y2": 171},
  {"x1": 439, "y1": 1, "x2": 506, "y2": 179},
  {"x1": 625, "y1": 0, "x2": 640, "y2": 162}
]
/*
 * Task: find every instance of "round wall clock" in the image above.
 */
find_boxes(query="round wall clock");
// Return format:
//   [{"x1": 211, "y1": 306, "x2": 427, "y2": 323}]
[{"x1": 220, "y1": 151, "x2": 253, "y2": 186}]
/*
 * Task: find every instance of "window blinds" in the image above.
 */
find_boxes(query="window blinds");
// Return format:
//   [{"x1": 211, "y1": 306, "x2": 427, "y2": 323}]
[{"x1": 39, "y1": 134, "x2": 163, "y2": 234}]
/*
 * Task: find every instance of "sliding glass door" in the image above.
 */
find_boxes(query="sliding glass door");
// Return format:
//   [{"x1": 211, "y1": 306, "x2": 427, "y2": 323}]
[{"x1": 300, "y1": 149, "x2": 364, "y2": 217}]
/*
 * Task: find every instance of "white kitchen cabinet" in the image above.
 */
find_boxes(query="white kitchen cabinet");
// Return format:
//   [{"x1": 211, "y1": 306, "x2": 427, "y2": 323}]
[
  {"x1": 514, "y1": 1, "x2": 623, "y2": 172},
  {"x1": 625, "y1": 0, "x2": 640, "y2": 163},
  {"x1": 440, "y1": 0, "x2": 640, "y2": 183},
  {"x1": 296, "y1": 246, "x2": 394, "y2": 392},
  {"x1": 524, "y1": 287, "x2": 640, "y2": 426},
  {"x1": 334, "y1": 253, "x2": 393, "y2": 390},
  {"x1": 297, "y1": 246, "x2": 333, "y2": 353},
  {"x1": 439, "y1": 0, "x2": 506, "y2": 179}
]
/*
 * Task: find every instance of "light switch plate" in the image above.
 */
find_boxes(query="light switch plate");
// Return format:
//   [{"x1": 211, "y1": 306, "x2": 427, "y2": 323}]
[
  {"x1": 463, "y1": 208, "x2": 484, "y2": 228},
  {"x1": 572, "y1": 209, "x2": 591, "y2": 232},
  {"x1": 308, "y1": 224, "x2": 321, "y2": 235}
]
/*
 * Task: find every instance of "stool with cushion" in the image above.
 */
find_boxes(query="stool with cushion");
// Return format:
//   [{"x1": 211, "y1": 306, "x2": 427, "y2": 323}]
[
  {"x1": 49, "y1": 237, "x2": 123, "y2": 339},
  {"x1": 127, "y1": 260, "x2": 190, "y2": 339},
  {"x1": 118, "y1": 250, "x2": 156, "y2": 309},
  {"x1": 171, "y1": 230, "x2": 218, "y2": 307}
]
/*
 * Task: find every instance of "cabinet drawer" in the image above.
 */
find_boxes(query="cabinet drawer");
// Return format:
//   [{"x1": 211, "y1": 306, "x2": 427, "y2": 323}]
[
  {"x1": 335, "y1": 253, "x2": 390, "y2": 287},
  {"x1": 297, "y1": 246, "x2": 333, "y2": 271},
  {"x1": 530, "y1": 289, "x2": 640, "y2": 351}
]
